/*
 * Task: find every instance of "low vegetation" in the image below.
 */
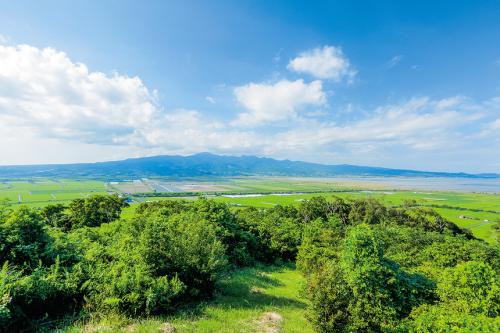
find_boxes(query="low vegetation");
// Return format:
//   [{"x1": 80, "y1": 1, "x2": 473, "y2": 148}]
[{"x1": 0, "y1": 194, "x2": 498, "y2": 332}]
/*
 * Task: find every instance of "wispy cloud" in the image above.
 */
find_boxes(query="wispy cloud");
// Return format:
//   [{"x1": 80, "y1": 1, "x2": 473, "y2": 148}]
[
  {"x1": 273, "y1": 48, "x2": 284, "y2": 64},
  {"x1": 386, "y1": 55, "x2": 403, "y2": 69}
]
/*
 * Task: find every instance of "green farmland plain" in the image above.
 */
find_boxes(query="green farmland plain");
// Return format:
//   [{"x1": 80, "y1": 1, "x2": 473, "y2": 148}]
[
  {"x1": 0, "y1": 177, "x2": 498, "y2": 244},
  {"x1": 0, "y1": 179, "x2": 107, "y2": 207},
  {"x1": 137, "y1": 189, "x2": 500, "y2": 245},
  {"x1": 213, "y1": 191, "x2": 500, "y2": 244}
]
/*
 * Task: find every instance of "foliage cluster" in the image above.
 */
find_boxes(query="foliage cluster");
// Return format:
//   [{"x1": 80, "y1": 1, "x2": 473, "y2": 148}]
[
  {"x1": 0, "y1": 194, "x2": 497, "y2": 332},
  {"x1": 295, "y1": 198, "x2": 499, "y2": 332}
]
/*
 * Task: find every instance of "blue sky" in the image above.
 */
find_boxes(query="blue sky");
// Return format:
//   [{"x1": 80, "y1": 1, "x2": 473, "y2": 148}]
[{"x1": 0, "y1": 0, "x2": 499, "y2": 172}]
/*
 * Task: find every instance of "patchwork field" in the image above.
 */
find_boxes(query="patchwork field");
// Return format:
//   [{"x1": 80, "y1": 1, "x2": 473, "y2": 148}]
[
  {"x1": 0, "y1": 177, "x2": 498, "y2": 244},
  {"x1": 0, "y1": 179, "x2": 107, "y2": 207}
]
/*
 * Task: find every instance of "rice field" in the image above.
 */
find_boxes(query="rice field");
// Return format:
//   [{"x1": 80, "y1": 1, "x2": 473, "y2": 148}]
[
  {"x1": 0, "y1": 177, "x2": 498, "y2": 244},
  {"x1": 0, "y1": 179, "x2": 108, "y2": 207}
]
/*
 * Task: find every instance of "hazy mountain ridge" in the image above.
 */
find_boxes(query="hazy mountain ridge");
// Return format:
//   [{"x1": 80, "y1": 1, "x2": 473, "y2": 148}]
[{"x1": 0, "y1": 153, "x2": 498, "y2": 179}]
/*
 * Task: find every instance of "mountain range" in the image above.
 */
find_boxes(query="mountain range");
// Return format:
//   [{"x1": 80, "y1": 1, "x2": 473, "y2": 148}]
[{"x1": 0, "y1": 153, "x2": 498, "y2": 179}]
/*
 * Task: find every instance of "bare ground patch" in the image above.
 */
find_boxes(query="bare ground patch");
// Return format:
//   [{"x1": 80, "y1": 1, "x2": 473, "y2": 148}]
[{"x1": 256, "y1": 312, "x2": 282, "y2": 333}]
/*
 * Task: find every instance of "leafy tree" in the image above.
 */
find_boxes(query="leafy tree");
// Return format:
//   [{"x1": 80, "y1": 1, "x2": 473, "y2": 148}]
[
  {"x1": 190, "y1": 198, "x2": 257, "y2": 266},
  {"x1": 306, "y1": 225, "x2": 434, "y2": 332},
  {"x1": 41, "y1": 204, "x2": 72, "y2": 230},
  {"x1": 407, "y1": 261, "x2": 499, "y2": 333},
  {"x1": 297, "y1": 217, "x2": 344, "y2": 275},
  {"x1": 139, "y1": 211, "x2": 228, "y2": 295},
  {"x1": 0, "y1": 207, "x2": 50, "y2": 269},
  {"x1": 406, "y1": 306, "x2": 500, "y2": 332},
  {"x1": 298, "y1": 196, "x2": 330, "y2": 223},
  {"x1": 68, "y1": 194, "x2": 128, "y2": 228},
  {"x1": 438, "y1": 261, "x2": 499, "y2": 316},
  {"x1": 348, "y1": 198, "x2": 388, "y2": 225}
]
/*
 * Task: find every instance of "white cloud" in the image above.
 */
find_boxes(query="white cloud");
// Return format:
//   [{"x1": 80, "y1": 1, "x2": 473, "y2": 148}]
[
  {"x1": 0, "y1": 43, "x2": 267, "y2": 160},
  {"x1": 265, "y1": 97, "x2": 472, "y2": 156},
  {"x1": 143, "y1": 110, "x2": 263, "y2": 153},
  {"x1": 0, "y1": 34, "x2": 9, "y2": 44},
  {"x1": 233, "y1": 79, "x2": 326, "y2": 126},
  {"x1": 287, "y1": 45, "x2": 356, "y2": 81},
  {"x1": 0, "y1": 44, "x2": 159, "y2": 145},
  {"x1": 205, "y1": 96, "x2": 216, "y2": 104},
  {"x1": 435, "y1": 96, "x2": 465, "y2": 110},
  {"x1": 0, "y1": 43, "x2": 498, "y2": 172}
]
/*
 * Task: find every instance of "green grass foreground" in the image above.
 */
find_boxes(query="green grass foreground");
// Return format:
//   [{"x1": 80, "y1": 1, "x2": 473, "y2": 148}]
[{"x1": 60, "y1": 265, "x2": 312, "y2": 333}]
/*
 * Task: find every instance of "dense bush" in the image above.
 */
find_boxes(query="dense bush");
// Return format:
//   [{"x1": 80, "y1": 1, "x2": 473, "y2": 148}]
[
  {"x1": 67, "y1": 194, "x2": 128, "y2": 229},
  {"x1": 0, "y1": 196, "x2": 230, "y2": 330},
  {"x1": 297, "y1": 198, "x2": 499, "y2": 333},
  {"x1": 78, "y1": 208, "x2": 229, "y2": 316},
  {"x1": 137, "y1": 198, "x2": 256, "y2": 266},
  {"x1": 0, "y1": 194, "x2": 497, "y2": 332},
  {"x1": 403, "y1": 261, "x2": 499, "y2": 332},
  {"x1": 305, "y1": 225, "x2": 434, "y2": 332},
  {"x1": 0, "y1": 207, "x2": 50, "y2": 269}
]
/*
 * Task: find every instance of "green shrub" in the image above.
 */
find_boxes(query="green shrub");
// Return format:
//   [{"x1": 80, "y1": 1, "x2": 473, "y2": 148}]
[
  {"x1": 406, "y1": 305, "x2": 500, "y2": 332},
  {"x1": 139, "y1": 211, "x2": 228, "y2": 295},
  {"x1": 306, "y1": 225, "x2": 434, "y2": 332},
  {"x1": 81, "y1": 210, "x2": 228, "y2": 316},
  {"x1": 67, "y1": 194, "x2": 128, "y2": 229},
  {"x1": 0, "y1": 206, "x2": 50, "y2": 270},
  {"x1": 296, "y1": 217, "x2": 343, "y2": 275}
]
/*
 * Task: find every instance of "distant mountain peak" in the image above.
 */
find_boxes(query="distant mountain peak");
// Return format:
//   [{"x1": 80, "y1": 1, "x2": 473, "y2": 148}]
[{"x1": 0, "y1": 153, "x2": 498, "y2": 179}]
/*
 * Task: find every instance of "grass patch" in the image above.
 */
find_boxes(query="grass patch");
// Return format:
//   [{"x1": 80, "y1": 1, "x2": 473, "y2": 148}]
[{"x1": 59, "y1": 265, "x2": 312, "y2": 333}]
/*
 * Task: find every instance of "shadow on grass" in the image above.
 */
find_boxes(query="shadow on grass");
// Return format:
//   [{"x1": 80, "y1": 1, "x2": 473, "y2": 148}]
[{"x1": 53, "y1": 264, "x2": 306, "y2": 331}]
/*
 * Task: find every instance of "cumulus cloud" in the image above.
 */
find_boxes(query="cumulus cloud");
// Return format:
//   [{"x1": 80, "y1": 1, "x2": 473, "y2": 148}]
[
  {"x1": 0, "y1": 44, "x2": 159, "y2": 145},
  {"x1": 0, "y1": 43, "x2": 267, "y2": 159},
  {"x1": 0, "y1": 43, "x2": 497, "y2": 171},
  {"x1": 143, "y1": 109, "x2": 264, "y2": 153},
  {"x1": 233, "y1": 79, "x2": 326, "y2": 126},
  {"x1": 287, "y1": 45, "x2": 356, "y2": 81}
]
